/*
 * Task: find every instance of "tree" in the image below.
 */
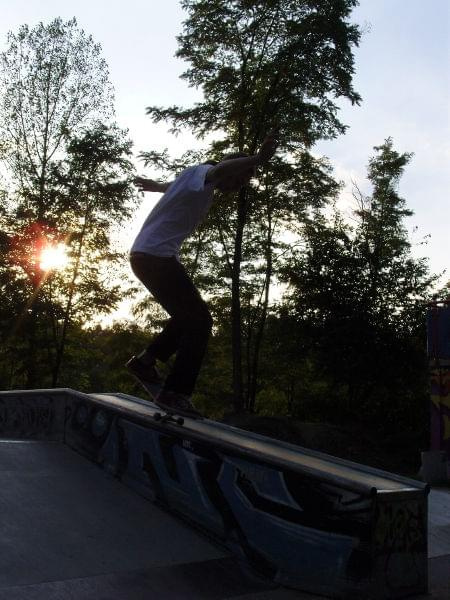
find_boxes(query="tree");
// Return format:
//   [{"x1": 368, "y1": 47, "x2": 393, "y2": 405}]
[
  {"x1": 0, "y1": 123, "x2": 136, "y2": 388},
  {"x1": 207, "y1": 152, "x2": 340, "y2": 412},
  {"x1": 143, "y1": 0, "x2": 361, "y2": 410},
  {"x1": 46, "y1": 123, "x2": 136, "y2": 385},
  {"x1": 0, "y1": 17, "x2": 113, "y2": 214},
  {"x1": 281, "y1": 139, "x2": 437, "y2": 429},
  {"x1": 0, "y1": 19, "x2": 135, "y2": 388}
]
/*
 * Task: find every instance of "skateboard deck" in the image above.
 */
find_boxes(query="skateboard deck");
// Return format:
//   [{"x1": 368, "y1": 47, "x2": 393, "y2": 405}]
[{"x1": 132, "y1": 373, "x2": 201, "y2": 423}]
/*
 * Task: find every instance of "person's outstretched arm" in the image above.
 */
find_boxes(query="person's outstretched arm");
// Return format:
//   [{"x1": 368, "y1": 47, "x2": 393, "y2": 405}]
[
  {"x1": 134, "y1": 177, "x2": 173, "y2": 193},
  {"x1": 205, "y1": 130, "x2": 279, "y2": 186}
]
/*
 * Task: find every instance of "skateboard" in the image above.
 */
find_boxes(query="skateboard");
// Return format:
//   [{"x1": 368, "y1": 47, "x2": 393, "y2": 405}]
[
  {"x1": 131, "y1": 372, "x2": 201, "y2": 424},
  {"x1": 132, "y1": 378, "x2": 183, "y2": 423}
]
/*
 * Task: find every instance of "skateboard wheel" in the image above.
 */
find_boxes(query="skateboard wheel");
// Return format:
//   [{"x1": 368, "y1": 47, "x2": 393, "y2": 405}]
[
  {"x1": 154, "y1": 412, "x2": 162, "y2": 421},
  {"x1": 176, "y1": 417, "x2": 184, "y2": 425}
]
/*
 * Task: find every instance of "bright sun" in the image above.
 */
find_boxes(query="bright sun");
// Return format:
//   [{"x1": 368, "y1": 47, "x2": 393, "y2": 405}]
[{"x1": 39, "y1": 243, "x2": 69, "y2": 272}]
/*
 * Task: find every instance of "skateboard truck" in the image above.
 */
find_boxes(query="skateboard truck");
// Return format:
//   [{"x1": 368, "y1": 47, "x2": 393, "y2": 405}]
[{"x1": 153, "y1": 411, "x2": 184, "y2": 426}]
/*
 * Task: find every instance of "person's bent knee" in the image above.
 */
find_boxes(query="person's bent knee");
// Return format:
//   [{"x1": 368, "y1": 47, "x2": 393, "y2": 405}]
[{"x1": 196, "y1": 307, "x2": 213, "y2": 333}]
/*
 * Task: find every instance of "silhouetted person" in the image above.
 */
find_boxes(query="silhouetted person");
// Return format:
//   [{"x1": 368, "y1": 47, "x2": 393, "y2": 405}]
[{"x1": 126, "y1": 131, "x2": 278, "y2": 416}]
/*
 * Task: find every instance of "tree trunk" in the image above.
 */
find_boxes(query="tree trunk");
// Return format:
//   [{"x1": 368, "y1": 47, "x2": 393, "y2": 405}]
[
  {"x1": 52, "y1": 209, "x2": 89, "y2": 386},
  {"x1": 25, "y1": 309, "x2": 38, "y2": 388},
  {"x1": 248, "y1": 201, "x2": 273, "y2": 412},
  {"x1": 231, "y1": 187, "x2": 248, "y2": 412}
]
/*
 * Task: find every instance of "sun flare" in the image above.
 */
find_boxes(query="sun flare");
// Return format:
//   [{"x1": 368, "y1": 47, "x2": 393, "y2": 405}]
[{"x1": 39, "y1": 243, "x2": 69, "y2": 272}]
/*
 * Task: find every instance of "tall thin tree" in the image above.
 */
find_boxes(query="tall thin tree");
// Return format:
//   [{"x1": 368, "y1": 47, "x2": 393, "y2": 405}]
[{"x1": 144, "y1": 0, "x2": 361, "y2": 410}]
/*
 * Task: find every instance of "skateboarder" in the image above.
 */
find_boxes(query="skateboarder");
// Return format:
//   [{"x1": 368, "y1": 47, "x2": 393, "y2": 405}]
[{"x1": 126, "y1": 131, "x2": 278, "y2": 417}]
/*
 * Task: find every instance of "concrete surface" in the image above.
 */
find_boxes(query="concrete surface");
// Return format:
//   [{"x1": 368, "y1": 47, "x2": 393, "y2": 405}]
[{"x1": 0, "y1": 441, "x2": 271, "y2": 598}]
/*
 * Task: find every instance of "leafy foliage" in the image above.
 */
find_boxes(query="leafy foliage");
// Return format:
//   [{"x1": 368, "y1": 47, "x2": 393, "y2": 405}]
[
  {"x1": 279, "y1": 139, "x2": 437, "y2": 430},
  {"x1": 0, "y1": 19, "x2": 136, "y2": 388},
  {"x1": 142, "y1": 0, "x2": 362, "y2": 409}
]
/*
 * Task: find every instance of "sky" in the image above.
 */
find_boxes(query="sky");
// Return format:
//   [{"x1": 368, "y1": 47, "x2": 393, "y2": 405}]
[{"x1": 1, "y1": 0, "x2": 449, "y2": 298}]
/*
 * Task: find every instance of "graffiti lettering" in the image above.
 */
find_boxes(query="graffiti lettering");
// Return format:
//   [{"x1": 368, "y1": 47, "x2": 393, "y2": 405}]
[
  {"x1": 374, "y1": 501, "x2": 425, "y2": 555},
  {"x1": 237, "y1": 465, "x2": 270, "y2": 486},
  {"x1": 0, "y1": 397, "x2": 53, "y2": 433}
]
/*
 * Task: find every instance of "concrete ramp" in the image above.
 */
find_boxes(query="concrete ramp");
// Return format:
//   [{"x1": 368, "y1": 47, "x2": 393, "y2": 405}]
[{"x1": 0, "y1": 389, "x2": 434, "y2": 598}]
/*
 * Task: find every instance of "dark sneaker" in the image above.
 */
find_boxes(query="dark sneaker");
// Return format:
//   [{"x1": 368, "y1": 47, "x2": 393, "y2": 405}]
[
  {"x1": 154, "y1": 390, "x2": 203, "y2": 419},
  {"x1": 126, "y1": 355, "x2": 163, "y2": 398}
]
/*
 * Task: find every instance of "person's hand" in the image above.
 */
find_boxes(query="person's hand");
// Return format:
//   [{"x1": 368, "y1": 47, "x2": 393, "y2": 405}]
[
  {"x1": 257, "y1": 129, "x2": 279, "y2": 164},
  {"x1": 134, "y1": 177, "x2": 160, "y2": 193}
]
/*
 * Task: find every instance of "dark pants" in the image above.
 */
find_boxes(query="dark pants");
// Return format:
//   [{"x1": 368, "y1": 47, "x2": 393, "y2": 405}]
[{"x1": 130, "y1": 253, "x2": 213, "y2": 395}]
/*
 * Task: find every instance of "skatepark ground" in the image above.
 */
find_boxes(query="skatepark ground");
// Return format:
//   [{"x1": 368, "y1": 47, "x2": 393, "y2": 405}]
[{"x1": 0, "y1": 438, "x2": 448, "y2": 600}]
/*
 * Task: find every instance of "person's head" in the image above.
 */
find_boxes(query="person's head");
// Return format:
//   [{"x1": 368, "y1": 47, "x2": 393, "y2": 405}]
[{"x1": 205, "y1": 152, "x2": 256, "y2": 192}]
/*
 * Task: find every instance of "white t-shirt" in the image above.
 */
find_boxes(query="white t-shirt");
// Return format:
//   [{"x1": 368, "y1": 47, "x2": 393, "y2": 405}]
[{"x1": 131, "y1": 164, "x2": 215, "y2": 258}]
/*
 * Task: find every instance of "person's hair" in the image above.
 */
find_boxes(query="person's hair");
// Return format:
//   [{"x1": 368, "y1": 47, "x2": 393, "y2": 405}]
[{"x1": 202, "y1": 151, "x2": 249, "y2": 166}]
